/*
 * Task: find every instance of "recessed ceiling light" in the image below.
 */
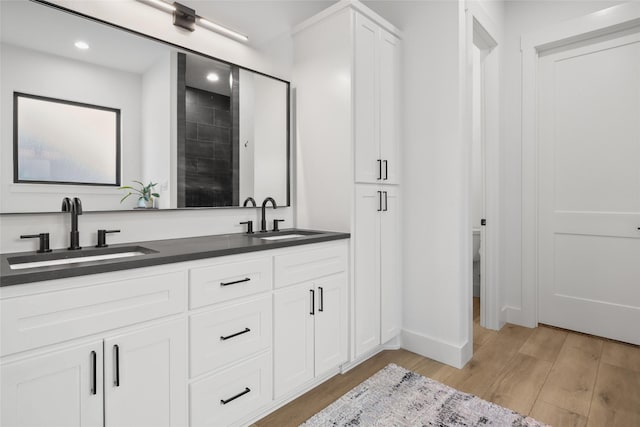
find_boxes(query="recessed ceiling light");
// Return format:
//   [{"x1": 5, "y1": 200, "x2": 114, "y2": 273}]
[
  {"x1": 206, "y1": 73, "x2": 219, "y2": 82},
  {"x1": 74, "y1": 41, "x2": 90, "y2": 50}
]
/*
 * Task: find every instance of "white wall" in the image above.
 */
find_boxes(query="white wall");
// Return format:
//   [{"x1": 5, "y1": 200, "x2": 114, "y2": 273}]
[
  {"x1": 500, "y1": 0, "x2": 624, "y2": 324},
  {"x1": 0, "y1": 0, "x2": 294, "y2": 254},
  {"x1": 0, "y1": 43, "x2": 142, "y2": 212}
]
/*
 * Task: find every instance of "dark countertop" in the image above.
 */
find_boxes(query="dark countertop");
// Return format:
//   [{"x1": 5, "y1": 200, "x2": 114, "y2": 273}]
[{"x1": 0, "y1": 229, "x2": 349, "y2": 287}]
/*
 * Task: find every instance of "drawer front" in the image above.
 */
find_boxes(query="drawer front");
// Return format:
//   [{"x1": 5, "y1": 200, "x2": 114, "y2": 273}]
[
  {"x1": 274, "y1": 243, "x2": 348, "y2": 289},
  {"x1": 190, "y1": 295, "x2": 272, "y2": 378},
  {"x1": 189, "y1": 257, "x2": 272, "y2": 309},
  {"x1": 190, "y1": 352, "x2": 272, "y2": 427},
  {"x1": 1, "y1": 270, "x2": 186, "y2": 357}
]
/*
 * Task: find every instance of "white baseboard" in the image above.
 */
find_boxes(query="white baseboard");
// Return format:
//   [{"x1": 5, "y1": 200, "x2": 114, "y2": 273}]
[
  {"x1": 401, "y1": 328, "x2": 471, "y2": 369},
  {"x1": 502, "y1": 305, "x2": 536, "y2": 328},
  {"x1": 382, "y1": 334, "x2": 402, "y2": 350}
]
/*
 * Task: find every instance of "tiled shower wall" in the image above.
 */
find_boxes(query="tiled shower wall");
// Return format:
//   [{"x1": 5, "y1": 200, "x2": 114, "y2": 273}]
[{"x1": 184, "y1": 87, "x2": 232, "y2": 207}]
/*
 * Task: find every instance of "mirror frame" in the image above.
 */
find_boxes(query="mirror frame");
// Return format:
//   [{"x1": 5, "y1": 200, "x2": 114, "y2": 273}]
[{"x1": 1, "y1": 0, "x2": 291, "y2": 214}]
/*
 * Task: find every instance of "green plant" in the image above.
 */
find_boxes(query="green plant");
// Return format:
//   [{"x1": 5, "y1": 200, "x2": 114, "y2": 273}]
[{"x1": 119, "y1": 180, "x2": 160, "y2": 204}]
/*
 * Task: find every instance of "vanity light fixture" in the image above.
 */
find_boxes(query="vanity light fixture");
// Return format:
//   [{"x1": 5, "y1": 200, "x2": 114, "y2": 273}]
[
  {"x1": 196, "y1": 17, "x2": 249, "y2": 42},
  {"x1": 206, "y1": 72, "x2": 219, "y2": 82},
  {"x1": 137, "y1": 0, "x2": 249, "y2": 42},
  {"x1": 74, "y1": 41, "x2": 90, "y2": 50}
]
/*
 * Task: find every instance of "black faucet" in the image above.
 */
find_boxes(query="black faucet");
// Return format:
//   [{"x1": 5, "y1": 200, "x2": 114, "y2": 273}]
[
  {"x1": 20, "y1": 233, "x2": 52, "y2": 253},
  {"x1": 260, "y1": 197, "x2": 277, "y2": 232},
  {"x1": 62, "y1": 197, "x2": 83, "y2": 250},
  {"x1": 243, "y1": 197, "x2": 257, "y2": 207}
]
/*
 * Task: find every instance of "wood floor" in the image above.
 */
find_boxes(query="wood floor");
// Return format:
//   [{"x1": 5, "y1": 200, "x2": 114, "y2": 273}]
[{"x1": 254, "y1": 298, "x2": 640, "y2": 427}]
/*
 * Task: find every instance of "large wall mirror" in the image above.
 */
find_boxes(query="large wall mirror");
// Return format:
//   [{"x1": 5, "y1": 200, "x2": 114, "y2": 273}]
[{"x1": 0, "y1": 0, "x2": 290, "y2": 213}]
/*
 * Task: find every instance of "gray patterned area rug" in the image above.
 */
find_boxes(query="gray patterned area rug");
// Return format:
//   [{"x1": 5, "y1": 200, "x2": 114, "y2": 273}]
[{"x1": 300, "y1": 363, "x2": 549, "y2": 427}]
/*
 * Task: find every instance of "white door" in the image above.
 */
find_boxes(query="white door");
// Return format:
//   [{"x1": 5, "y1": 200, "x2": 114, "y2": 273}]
[
  {"x1": 273, "y1": 284, "x2": 314, "y2": 398},
  {"x1": 1, "y1": 341, "x2": 103, "y2": 427},
  {"x1": 104, "y1": 319, "x2": 187, "y2": 427},
  {"x1": 380, "y1": 187, "x2": 401, "y2": 343},
  {"x1": 379, "y1": 29, "x2": 401, "y2": 185},
  {"x1": 354, "y1": 13, "x2": 381, "y2": 184},
  {"x1": 314, "y1": 273, "x2": 348, "y2": 376},
  {"x1": 354, "y1": 185, "x2": 381, "y2": 356},
  {"x1": 538, "y1": 30, "x2": 640, "y2": 344}
]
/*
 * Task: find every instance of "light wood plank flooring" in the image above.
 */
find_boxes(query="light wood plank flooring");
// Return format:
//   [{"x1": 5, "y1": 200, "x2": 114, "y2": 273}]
[{"x1": 254, "y1": 298, "x2": 640, "y2": 427}]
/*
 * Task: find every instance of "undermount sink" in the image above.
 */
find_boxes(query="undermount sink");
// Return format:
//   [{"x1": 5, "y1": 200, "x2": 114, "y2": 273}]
[
  {"x1": 259, "y1": 234, "x2": 307, "y2": 241},
  {"x1": 253, "y1": 231, "x2": 322, "y2": 241},
  {"x1": 8, "y1": 246, "x2": 157, "y2": 270}
]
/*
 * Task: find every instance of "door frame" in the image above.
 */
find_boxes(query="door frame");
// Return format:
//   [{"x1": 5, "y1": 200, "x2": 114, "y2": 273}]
[
  {"x1": 520, "y1": 2, "x2": 640, "y2": 328},
  {"x1": 465, "y1": 4, "x2": 502, "y2": 333}
]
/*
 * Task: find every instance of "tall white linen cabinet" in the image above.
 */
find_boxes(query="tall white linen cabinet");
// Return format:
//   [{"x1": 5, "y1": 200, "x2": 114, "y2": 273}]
[{"x1": 293, "y1": 0, "x2": 402, "y2": 361}]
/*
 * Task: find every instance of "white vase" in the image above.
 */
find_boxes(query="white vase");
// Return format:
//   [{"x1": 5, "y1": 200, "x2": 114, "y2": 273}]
[{"x1": 137, "y1": 198, "x2": 147, "y2": 208}]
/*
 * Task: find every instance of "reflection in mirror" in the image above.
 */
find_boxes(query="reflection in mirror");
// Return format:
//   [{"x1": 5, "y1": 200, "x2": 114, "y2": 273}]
[
  {"x1": 0, "y1": 0, "x2": 289, "y2": 213},
  {"x1": 14, "y1": 93, "x2": 121, "y2": 186}
]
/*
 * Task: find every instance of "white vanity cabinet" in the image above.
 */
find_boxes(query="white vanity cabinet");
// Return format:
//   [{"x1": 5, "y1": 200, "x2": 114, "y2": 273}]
[
  {"x1": 0, "y1": 237, "x2": 350, "y2": 427},
  {"x1": 354, "y1": 13, "x2": 401, "y2": 185},
  {"x1": 1, "y1": 340, "x2": 104, "y2": 427},
  {"x1": 187, "y1": 255, "x2": 274, "y2": 427},
  {"x1": 0, "y1": 269, "x2": 188, "y2": 427},
  {"x1": 354, "y1": 185, "x2": 401, "y2": 356},
  {"x1": 273, "y1": 245, "x2": 348, "y2": 399},
  {"x1": 103, "y1": 320, "x2": 186, "y2": 427},
  {"x1": 294, "y1": 0, "x2": 402, "y2": 364}
]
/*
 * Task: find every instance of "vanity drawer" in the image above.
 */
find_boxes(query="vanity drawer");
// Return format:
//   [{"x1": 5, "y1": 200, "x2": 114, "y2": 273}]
[
  {"x1": 190, "y1": 352, "x2": 272, "y2": 427},
  {"x1": 274, "y1": 243, "x2": 348, "y2": 289},
  {"x1": 0, "y1": 270, "x2": 186, "y2": 357},
  {"x1": 189, "y1": 256, "x2": 272, "y2": 309},
  {"x1": 189, "y1": 295, "x2": 272, "y2": 377}
]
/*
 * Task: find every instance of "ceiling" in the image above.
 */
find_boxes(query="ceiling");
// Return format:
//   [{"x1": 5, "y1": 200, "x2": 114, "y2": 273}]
[
  {"x1": 0, "y1": 0, "x2": 167, "y2": 74},
  {"x1": 1, "y1": 0, "x2": 394, "y2": 76},
  {"x1": 180, "y1": 0, "x2": 339, "y2": 46}
]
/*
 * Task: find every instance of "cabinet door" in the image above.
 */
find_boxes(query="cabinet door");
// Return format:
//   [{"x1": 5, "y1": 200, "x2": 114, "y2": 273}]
[
  {"x1": 104, "y1": 319, "x2": 186, "y2": 427},
  {"x1": 1, "y1": 341, "x2": 103, "y2": 427},
  {"x1": 379, "y1": 29, "x2": 401, "y2": 184},
  {"x1": 380, "y1": 188, "x2": 402, "y2": 342},
  {"x1": 354, "y1": 185, "x2": 381, "y2": 357},
  {"x1": 273, "y1": 284, "x2": 314, "y2": 399},
  {"x1": 354, "y1": 13, "x2": 381, "y2": 184},
  {"x1": 314, "y1": 273, "x2": 348, "y2": 377}
]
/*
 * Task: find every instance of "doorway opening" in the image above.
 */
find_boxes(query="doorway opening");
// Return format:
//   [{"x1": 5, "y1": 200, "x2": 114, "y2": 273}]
[{"x1": 469, "y1": 16, "x2": 499, "y2": 332}]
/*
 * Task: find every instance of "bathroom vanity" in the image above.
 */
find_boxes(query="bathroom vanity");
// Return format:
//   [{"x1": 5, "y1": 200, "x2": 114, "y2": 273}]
[
  {"x1": 0, "y1": 0, "x2": 403, "y2": 425},
  {"x1": 0, "y1": 231, "x2": 349, "y2": 427}
]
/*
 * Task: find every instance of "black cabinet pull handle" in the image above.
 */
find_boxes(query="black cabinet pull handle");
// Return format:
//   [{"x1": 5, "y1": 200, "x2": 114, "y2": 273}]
[
  {"x1": 90, "y1": 350, "x2": 97, "y2": 395},
  {"x1": 383, "y1": 160, "x2": 388, "y2": 180},
  {"x1": 383, "y1": 191, "x2": 388, "y2": 211},
  {"x1": 377, "y1": 191, "x2": 382, "y2": 212},
  {"x1": 310, "y1": 289, "x2": 315, "y2": 315},
  {"x1": 113, "y1": 345, "x2": 120, "y2": 387},
  {"x1": 220, "y1": 277, "x2": 251, "y2": 287},
  {"x1": 220, "y1": 328, "x2": 251, "y2": 341},
  {"x1": 377, "y1": 159, "x2": 382, "y2": 180},
  {"x1": 318, "y1": 287, "x2": 324, "y2": 312},
  {"x1": 220, "y1": 387, "x2": 251, "y2": 405}
]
